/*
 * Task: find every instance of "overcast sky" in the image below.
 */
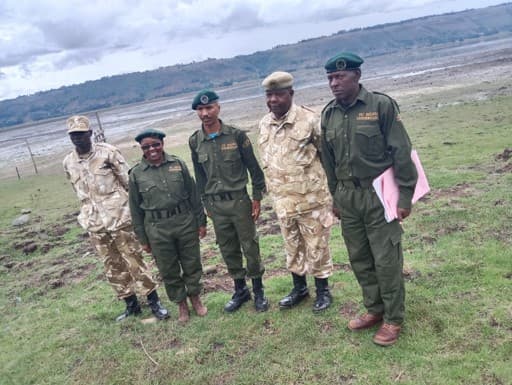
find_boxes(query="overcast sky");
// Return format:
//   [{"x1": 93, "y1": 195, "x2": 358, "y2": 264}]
[{"x1": 0, "y1": 0, "x2": 506, "y2": 101}]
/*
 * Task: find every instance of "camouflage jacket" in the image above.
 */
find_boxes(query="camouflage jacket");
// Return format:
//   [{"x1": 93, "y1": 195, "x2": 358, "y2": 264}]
[
  {"x1": 258, "y1": 104, "x2": 332, "y2": 218},
  {"x1": 63, "y1": 143, "x2": 132, "y2": 233}
]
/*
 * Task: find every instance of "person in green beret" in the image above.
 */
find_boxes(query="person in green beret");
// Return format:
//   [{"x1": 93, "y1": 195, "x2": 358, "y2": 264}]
[
  {"x1": 129, "y1": 128, "x2": 208, "y2": 323},
  {"x1": 189, "y1": 89, "x2": 269, "y2": 313},
  {"x1": 320, "y1": 52, "x2": 418, "y2": 346}
]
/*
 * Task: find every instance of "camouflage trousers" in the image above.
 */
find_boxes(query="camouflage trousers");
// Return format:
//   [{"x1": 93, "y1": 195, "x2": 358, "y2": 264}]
[
  {"x1": 89, "y1": 227, "x2": 157, "y2": 299},
  {"x1": 278, "y1": 205, "x2": 334, "y2": 278}
]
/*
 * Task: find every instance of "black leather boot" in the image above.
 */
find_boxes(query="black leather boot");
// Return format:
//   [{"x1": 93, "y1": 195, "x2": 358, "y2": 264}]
[
  {"x1": 312, "y1": 277, "x2": 332, "y2": 313},
  {"x1": 252, "y1": 278, "x2": 269, "y2": 312},
  {"x1": 147, "y1": 290, "x2": 170, "y2": 320},
  {"x1": 279, "y1": 273, "x2": 309, "y2": 309},
  {"x1": 116, "y1": 294, "x2": 142, "y2": 321},
  {"x1": 224, "y1": 278, "x2": 251, "y2": 313}
]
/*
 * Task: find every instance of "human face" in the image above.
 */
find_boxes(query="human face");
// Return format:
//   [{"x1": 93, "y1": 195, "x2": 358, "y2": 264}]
[
  {"x1": 327, "y1": 69, "x2": 361, "y2": 106},
  {"x1": 69, "y1": 131, "x2": 92, "y2": 154},
  {"x1": 196, "y1": 102, "x2": 220, "y2": 128},
  {"x1": 140, "y1": 137, "x2": 164, "y2": 165},
  {"x1": 265, "y1": 88, "x2": 293, "y2": 119}
]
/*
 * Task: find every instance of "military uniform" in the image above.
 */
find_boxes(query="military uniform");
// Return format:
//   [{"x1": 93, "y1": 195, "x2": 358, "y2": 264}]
[
  {"x1": 189, "y1": 122, "x2": 265, "y2": 279},
  {"x1": 63, "y1": 142, "x2": 157, "y2": 299},
  {"x1": 259, "y1": 103, "x2": 335, "y2": 277},
  {"x1": 321, "y1": 84, "x2": 417, "y2": 325},
  {"x1": 128, "y1": 152, "x2": 206, "y2": 303}
]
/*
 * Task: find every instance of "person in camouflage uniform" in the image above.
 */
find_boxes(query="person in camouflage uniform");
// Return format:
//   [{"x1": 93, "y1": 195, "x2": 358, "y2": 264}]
[
  {"x1": 189, "y1": 89, "x2": 269, "y2": 313},
  {"x1": 63, "y1": 115, "x2": 168, "y2": 322},
  {"x1": 258, "y1": 72, "x2": 336, "y2": 313},
  {"x1": 129, "y1": 128, "x2": 208, "y2": 323},
  {"x1": 320, "y1": 53, "x2": 418, "y2": 346}
]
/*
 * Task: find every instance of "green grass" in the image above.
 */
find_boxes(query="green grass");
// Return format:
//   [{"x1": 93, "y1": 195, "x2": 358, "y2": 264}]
[{"x1": 0, "y1": 95, "x2": 511, "y2": 385}]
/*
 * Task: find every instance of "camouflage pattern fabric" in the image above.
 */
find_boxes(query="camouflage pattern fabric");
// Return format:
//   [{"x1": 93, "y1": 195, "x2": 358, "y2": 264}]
[
  {"x1": 63, "y1": 143, "x2": 132, "y2": 233},
  {"x1": 89, "y1": 227, "x2": 156, "y2": 299},
  {"x1": 259, "y1": 103, "x2": 336, "y2": 277},
  {"x1": 278, "y1": 206, "x2": 334, "y2": 278},
  {"x1": 63, "y1": 143, "x2": 158, "y2": 298}
]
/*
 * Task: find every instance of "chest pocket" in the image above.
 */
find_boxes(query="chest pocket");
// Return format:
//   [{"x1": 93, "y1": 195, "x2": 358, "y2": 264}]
[
  {"x1": 198, "y1": 153, "x2": 208, "y2": 164},
  {"x1": 92, "y1": 168, "x2": 115, "y2": 195},
  {"x1": 138, "y1": 182, "x2": 157, "y2": 207},
  {"x1": 355, "y1": 123, "x2": 386, "y2": 159},
  {"x1": 222, "y1": 148, "x2": 242, "y2": 175},
  {"x1": 287, "y1": 129, "x2": 316, "y2": 166}
]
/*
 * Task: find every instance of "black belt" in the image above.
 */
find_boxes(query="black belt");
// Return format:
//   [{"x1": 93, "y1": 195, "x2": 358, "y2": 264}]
[
  {"x1": 148, "y1": 201, "x2": 189, "y2": 220},
  {"x1": 207, "y1": 189, "x2": 247, "y2": 202},
  {"x1": 339, "y1": 178, "x2": 373, "y2": 189}
]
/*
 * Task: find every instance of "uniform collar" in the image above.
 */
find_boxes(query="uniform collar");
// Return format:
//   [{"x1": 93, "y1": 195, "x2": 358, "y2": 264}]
[
  {"x1": 73, "y1": 143, "x2": 96, "y2": 161},
  {"x1": 140, "y1": 151, "x2": 172, "y2": 170},
  {"x1": 327, "y1": 84, "x2": 369, "y2": 111},
  {"x1": 198, "y1": 119, "x2": 234, "y2": 142},
  {"x1": 269, "y1": 103, "x2": 298, "y2": 127}
]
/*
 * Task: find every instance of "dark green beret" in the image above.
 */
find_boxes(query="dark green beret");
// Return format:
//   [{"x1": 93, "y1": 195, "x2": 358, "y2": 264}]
[
  {"x1": 134, "y1": 128, "x2": 166, "y2": 143},
  {"x1": 192, "y1": 89, "x2": 219, "y2": 110},
  {"x1": 324, "y1": 52, "x2": 364, "y2": 73}
]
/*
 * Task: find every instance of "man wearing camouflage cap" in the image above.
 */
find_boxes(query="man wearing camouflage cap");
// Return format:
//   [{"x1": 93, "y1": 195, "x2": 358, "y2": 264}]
[
  {"x1": 258, "y1": 71, "x2": 336, "y2": 313},
  {"x1": 63, "y1": 115, "x2": 169, "y2": 322},
  {"x1": 189, "y1": 89, "x2": 269, "y2": 313},
  {"x1": 320, "y1": 53, "x2": 418, "y2": 346}
]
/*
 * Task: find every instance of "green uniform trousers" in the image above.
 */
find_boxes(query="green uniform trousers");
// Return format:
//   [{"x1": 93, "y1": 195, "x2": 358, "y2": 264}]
[
  {"x1": 144, "y1": 211, "x2": 203, "y2": 303},
  {"x1": 206, "y1": 193, "x2": 264, "y2": 280},
  {"x1": 334, "y1": 183, "x2": 405, "y2": 325}
]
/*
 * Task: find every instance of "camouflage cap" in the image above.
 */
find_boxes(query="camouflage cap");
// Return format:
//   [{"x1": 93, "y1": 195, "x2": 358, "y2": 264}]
[
  {"x1": 192, "y1": 89, "x2": 219, "y2": 110},
  {"x1": 262, "y1": 71, "x2": 294, "y2": 90},
  {"x1": 324, "y1": 52, "x2": 364, "y2": 73},
  {"x1": 134, "y1": 128, "x2": 166, "y2": 143},
  {"x1": 66, "y1": 115, "x2": 91, "y2": 133}
]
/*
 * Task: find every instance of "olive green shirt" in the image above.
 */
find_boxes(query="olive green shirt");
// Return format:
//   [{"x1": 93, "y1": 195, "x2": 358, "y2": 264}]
[
  {"x1": 189, "y1": 121, "x2": 265, "y2": 201},
  {"x1": 320, "y1": 85, "x2": 417, "y2": 209},
  {"x1": 128, "y1": 152, "x2": 206, "y2": 245}
]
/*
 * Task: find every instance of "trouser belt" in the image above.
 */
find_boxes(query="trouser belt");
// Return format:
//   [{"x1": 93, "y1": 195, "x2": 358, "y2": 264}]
[
  {"x1": 148, "y1": 201, "x2": 190, "y2": 219},
  {"x1": 207, "y1": 189, "x2": 247, "y2": 202},
  {"x1": 339, "y1": 178, "x2": 373, "y2": 189}
]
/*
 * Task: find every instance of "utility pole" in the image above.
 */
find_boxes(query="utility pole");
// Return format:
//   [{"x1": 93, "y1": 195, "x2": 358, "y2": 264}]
[
  {"x1": 94, "y1": 112, "x2": 106, "y2": 143},
  {"x1": 25, "y1": 139, "x2": 38, "y2": 175}
]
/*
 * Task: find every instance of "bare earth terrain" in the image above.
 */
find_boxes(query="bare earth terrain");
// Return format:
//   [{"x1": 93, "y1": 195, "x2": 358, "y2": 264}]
[{"x1": 1, "y1": 35, "x2": 511, "y2": 179}]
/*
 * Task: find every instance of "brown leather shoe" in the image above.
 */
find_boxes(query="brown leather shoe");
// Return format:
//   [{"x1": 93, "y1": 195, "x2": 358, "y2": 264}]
[
  {"x1": 348, "y1": 313, "x2": 383, "y2": 331},
  {"x1": 178, "y1": 299, "x2": 190, "y2": 324},
  {"x1": 373, "y1": 323, "x2": 401, "y2": 346},
  {"x1": 189, "y1": 295, "x2": 208, "y2": 317}
]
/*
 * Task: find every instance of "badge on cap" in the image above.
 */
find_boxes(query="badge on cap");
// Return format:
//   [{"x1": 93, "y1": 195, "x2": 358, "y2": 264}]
[
  {"x1": 336, "y1": 59, "x2": 347, "y2": 70},
  {"x1": 200, "y1": 95, "x2": 209, "y2": 104}
]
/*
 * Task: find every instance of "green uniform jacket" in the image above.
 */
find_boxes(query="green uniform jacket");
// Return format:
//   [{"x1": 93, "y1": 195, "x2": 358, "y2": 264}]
[
  {"x1": 189, "y1": 121, "x2": 266, "y2": 201},
  {"x1": 128, "y1": 153, "x2": 206, "y2": 245},
  {"x1": 320, "y1": 85, "x2": 418, "y2": 209}
]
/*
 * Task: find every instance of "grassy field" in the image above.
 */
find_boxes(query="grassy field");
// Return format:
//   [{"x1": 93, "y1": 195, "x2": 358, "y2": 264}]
[{"x1": 0, "y1": 95, "x2": 511, "y2": 385}]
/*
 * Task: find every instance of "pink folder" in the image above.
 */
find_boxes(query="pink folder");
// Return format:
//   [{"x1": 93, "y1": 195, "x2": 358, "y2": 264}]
[{"x1": 372, "y1": 150, "x2": 430, "y2": 222}]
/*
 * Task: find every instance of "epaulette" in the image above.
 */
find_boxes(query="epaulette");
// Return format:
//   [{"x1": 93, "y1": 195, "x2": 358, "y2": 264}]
[
  {"x1": 373, "y1": 91, "x2": 401, "y2": 113},
  {"x1": 128, "y1": 162, "x2": 140, "y2": 175},
  {"x1": 321, "y1": 98, "x2": 337, "y2": 114}
]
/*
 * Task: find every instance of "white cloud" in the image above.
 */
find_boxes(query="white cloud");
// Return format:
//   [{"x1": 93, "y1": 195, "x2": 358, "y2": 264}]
[{"x1": 0, "y1": 0, "x2": 506, "y2": 100}]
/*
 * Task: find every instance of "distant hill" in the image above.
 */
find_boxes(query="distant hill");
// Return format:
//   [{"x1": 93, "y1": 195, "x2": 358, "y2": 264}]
[{"x1": 1, "y1": 3, "x2": 511, "y2": 129}]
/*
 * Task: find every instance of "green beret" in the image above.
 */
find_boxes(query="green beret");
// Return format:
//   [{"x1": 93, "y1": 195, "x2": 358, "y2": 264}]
[
  {"x1": 192, "y1": 89, "x2": 219, "y2": 110},
  {"x1": 262, "y1": 71, "x2": 294, "y2": 90},
  {"x1": 134, "y1": 128, "x2": 166, "y2": 143},
  {"x1": 324, "y1": 52, "x2": 364, "y2": 73}
]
